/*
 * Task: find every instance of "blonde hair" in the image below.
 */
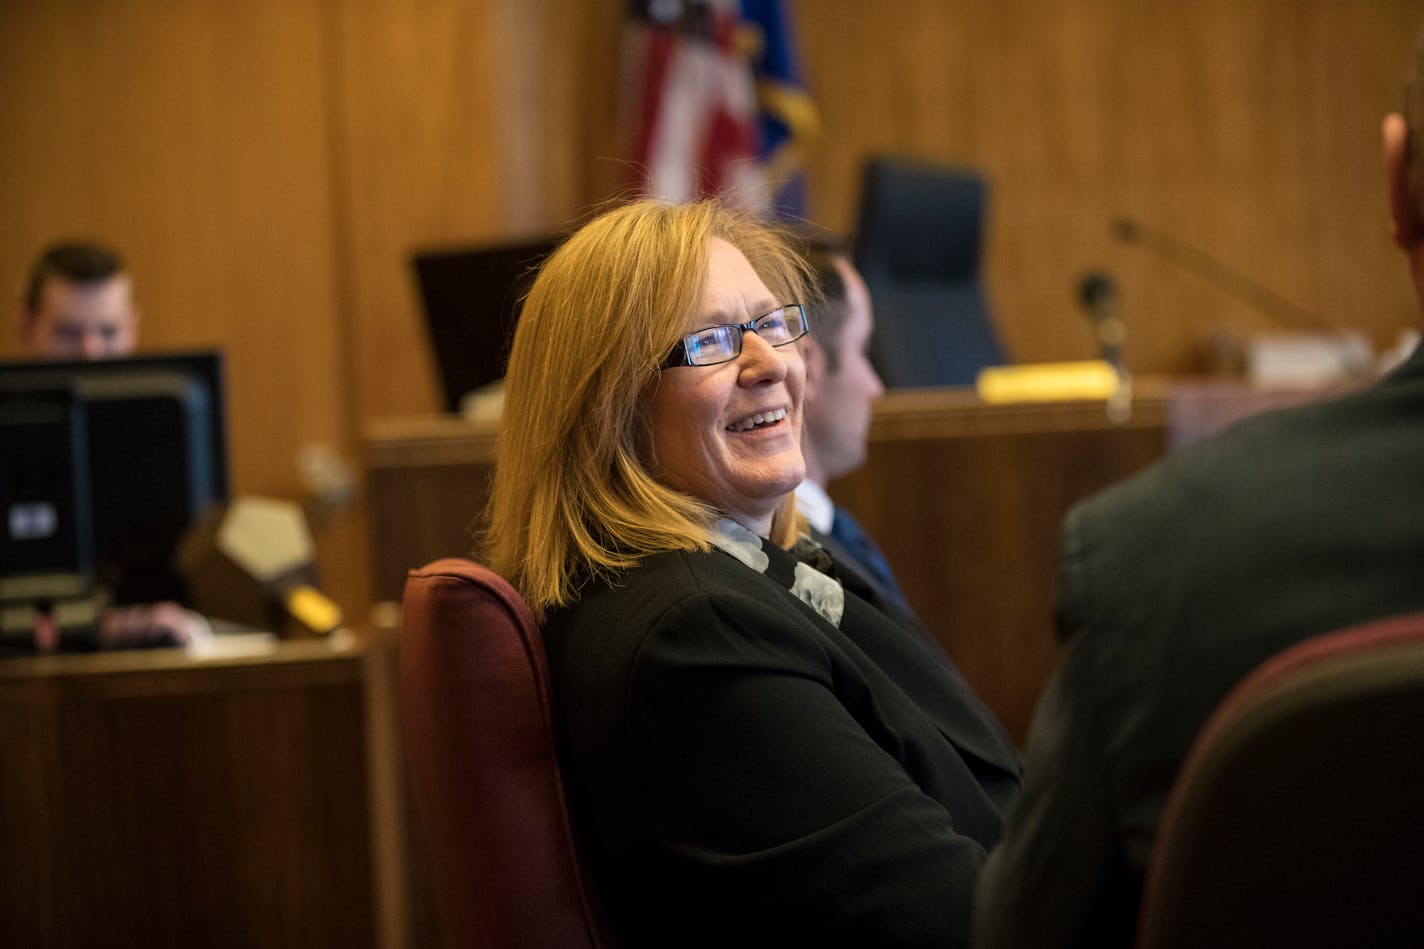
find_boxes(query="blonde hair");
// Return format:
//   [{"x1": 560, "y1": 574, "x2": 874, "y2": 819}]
[{"x1": 483, "y1": 199, "x2": 811, "y2": 619}]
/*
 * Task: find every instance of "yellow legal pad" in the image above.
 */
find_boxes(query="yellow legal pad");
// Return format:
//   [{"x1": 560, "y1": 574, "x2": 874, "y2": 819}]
[{"x1": 975, "y1": 360, "x2": 1120, "y2": 403}]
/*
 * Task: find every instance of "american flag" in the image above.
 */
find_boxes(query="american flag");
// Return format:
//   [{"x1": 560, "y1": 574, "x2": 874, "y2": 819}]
[{"x1": 621, "y1": 0, "x2": 815, "y2": 216}]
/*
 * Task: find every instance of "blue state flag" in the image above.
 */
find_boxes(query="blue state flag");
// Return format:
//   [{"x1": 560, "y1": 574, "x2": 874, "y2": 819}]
[{"x1": 739, "y1": 0, "x2": 819, "y2": 220}]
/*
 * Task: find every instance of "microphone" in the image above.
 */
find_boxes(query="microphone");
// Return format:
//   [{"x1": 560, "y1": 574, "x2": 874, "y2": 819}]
[
  {"x1": 1112, "y1": 216, "x2": 1373, "y2": 382},
  {"x1": 1111, "y1": 216, "x2": 1341, "y2": 336},
  {"x1": 1077, "y1": 271, "x2": 1126, "y2": 368},
  {"x1": 1075, "y1": 270, "x2": 1132, "y2": 424}
]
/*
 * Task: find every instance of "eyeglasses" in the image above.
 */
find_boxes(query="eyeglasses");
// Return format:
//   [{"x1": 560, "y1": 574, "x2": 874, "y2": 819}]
[{"x1": 661, "y1": 304, "x2": 810, "y2": 368}]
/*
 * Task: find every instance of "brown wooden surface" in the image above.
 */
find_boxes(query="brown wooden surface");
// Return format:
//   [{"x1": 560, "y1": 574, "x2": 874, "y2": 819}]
[
  {"x1": 798, "y1": 0, "x2": 1424, "y2": 373},
  {"x1": 364, "y1": 388, "x2": 1174, "y2": 743},
  {"x1": 364, "y1": 416, "x2": 499, "y2": 606},
  {"x1": 0, "y1": 633, "x2": 419, "y2": 949}
]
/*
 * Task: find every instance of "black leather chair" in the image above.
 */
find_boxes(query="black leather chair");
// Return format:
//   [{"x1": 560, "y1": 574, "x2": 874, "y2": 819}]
[
  {"x1": 1136, "y1": 610, "x2": 1424, "y2": 948},
  {"x1": 852, "y1": 156, "x2": 1003, "y2": 388}
]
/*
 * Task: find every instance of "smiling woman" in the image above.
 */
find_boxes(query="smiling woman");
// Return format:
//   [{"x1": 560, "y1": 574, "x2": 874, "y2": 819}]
[
  {"x1": 482, "y1": 199, "x2": 1021, "y2": 949},
  {"x1": 485, "y1": 200, "x2": 812, "y2": 613},
  {"x1": 645, "y1": 241, "x2": 808, "y2": 537}
]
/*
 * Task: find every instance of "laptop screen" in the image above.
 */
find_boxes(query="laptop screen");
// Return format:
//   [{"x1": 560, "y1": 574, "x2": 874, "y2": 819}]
[{"x1": 411, "y1": 236, "x2": 562, "y2": 413}]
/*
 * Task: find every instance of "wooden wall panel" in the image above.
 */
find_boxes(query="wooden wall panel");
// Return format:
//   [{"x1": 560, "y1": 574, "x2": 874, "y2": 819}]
[
  {"x1": 0, "y1": 637, "x2": 410, "y2": 949},
  {"x1": 330, "y1": 0, "x2": 503, "y2": 424},
  {"x1": 329, "y1": 0, "x2": 623, "y2": 429},
  {"x1": 488, "y1": 0, "x2": 626, "y2": 233},
  {"x1": 796, "y1": 0, "x2": 1424, "y2": 374}
]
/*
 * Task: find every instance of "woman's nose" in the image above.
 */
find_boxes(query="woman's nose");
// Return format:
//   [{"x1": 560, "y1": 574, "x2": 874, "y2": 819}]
[{"x1": 737, "y1": 331, "x2": 790, "y2": 385}]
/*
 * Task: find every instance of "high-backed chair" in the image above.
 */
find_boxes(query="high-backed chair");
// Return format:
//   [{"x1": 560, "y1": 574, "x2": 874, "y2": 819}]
[
  {"x1": 1136, "y1": 610, "x2": 1424, "y2": 948},
  {"x1": 399, "y1": 558, "x2": 613, "y2": 948},
  {"x1": 852, "y1": 156, "x2": 1003, "y2": 388}
]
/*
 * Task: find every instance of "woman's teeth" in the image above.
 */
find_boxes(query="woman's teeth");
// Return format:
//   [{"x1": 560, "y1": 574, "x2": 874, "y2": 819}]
[{"x1": 726, "y1": 408, "x2": 787, "y2": 432}]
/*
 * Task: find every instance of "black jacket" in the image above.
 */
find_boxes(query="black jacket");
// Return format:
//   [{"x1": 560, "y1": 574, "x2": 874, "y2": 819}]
[{"x1": 544, "y1": 541, "x2": 1020, "y2": 949}]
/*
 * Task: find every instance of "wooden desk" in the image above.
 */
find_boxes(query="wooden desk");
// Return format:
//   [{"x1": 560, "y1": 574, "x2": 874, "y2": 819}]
[
  {"x1": 0, "y1": 633, "x2": 420, "y2": 949},
  {"x1": 364, "y1": 388, "x2": 1177, "y2": 744}
]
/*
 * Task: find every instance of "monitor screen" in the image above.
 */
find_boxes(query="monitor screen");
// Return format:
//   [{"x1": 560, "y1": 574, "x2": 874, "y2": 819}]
[
  {"x1": 0, "y1": 387, "x2": 92, "y2": 601},
  {"x1": 0, "y1": 351, "x2": 230, "y2": 606},
  {"x1": 412, "y1": 236, "x2": 562, "y2": 413}
]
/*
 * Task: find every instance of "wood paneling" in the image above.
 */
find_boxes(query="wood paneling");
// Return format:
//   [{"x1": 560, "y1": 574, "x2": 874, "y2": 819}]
[
  {"x1": 797, "y1": 0, "x2": 1424, "y2": 374},
  {"x1": 330, "y1": 0, "x2": 502, "y2": 424},
  {"x1": 0, "y1": 634, "x2": 413, "y2": 949},
  {"x1": 328, "y1": 0, "x2": 624, "y2": 426},
  {"x1": 3, "y1": 0, "x2": 1422, "y2": 627},
  {"x1": 363, "y1": 416, "x2": 498, "y2": 604}
]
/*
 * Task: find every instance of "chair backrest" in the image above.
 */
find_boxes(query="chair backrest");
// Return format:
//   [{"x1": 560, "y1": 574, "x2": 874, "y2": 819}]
[
  {"x1": 852, "y1": 155, "x2": 1003, "y2": 388},
  {"x1": 1136, "y1": 610, "x2": 1424, "y2": 949},
  {"x1": 399, "y1": 558, "x2": 612, "y2": 949}
]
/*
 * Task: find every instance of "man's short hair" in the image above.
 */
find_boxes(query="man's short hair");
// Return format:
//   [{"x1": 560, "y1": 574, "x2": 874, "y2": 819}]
[
  {"x1": 24, "y1": 241, "x2": 126, "y2": 315},
  {"x1": 804, "y1": 246, "x2": 854, "y2": 373}
]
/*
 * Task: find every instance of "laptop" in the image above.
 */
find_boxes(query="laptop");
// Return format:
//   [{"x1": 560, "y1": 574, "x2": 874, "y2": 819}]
[{"x1": 411, "y1": 236, "x2": 562, "y2": 413}]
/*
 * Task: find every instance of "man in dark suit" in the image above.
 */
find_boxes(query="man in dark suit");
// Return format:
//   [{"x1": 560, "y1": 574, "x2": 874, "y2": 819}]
[
  {"x1": 971, "y1": 33, "x2": 1424, "y2": 949},
  {"x1": 795, "y1": 249, "x2": 917, "y2": 620}
]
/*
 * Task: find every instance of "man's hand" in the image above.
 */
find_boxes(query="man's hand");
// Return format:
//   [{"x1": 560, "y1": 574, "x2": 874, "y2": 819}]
[{"x1": 100, "y1": 602, "x2": 211, "y2": 649}]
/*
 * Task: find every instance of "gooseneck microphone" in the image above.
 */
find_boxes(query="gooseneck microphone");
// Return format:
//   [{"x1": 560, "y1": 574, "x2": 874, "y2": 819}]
[
  {"x1": 1077, "y1": 270, "x2": 1125, "y2": 368},
  {"x1": 1111, "y1": 216, "x2": 1339, "y2": 335},
  {"x1": 1075, "y1": 270, "x2": 1132, "y2": 424}
]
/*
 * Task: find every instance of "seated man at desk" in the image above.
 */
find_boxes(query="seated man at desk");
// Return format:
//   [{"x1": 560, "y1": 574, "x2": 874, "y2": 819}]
[
  {"x1": 14, "y1": 240, "x2": 207, "y2": 649},
  {"x1": 795, "y1": 247, "x2": 917, "y2": 621}
]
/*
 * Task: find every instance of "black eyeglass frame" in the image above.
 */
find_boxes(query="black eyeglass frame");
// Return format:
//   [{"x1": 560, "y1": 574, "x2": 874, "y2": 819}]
[{"x1": 660, "y1": 304, "x2": 810, "y2": 369}]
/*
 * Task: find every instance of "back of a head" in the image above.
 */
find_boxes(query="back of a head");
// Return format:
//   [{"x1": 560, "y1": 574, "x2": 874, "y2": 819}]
[{"x1": 483, "y1": 199, "x2": 809, "y2": 617}]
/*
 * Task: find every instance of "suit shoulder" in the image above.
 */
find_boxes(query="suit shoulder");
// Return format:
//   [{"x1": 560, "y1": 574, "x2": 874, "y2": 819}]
[
  {"x1": 1069, "y1": 386, "x2": 1358, "y2": 532},
  {"x1": 544, "y1": 548, "x2": 832, "y2": 706},
  {"x1": 547, "y1": 548, "x2": 785, "y2": 645}
]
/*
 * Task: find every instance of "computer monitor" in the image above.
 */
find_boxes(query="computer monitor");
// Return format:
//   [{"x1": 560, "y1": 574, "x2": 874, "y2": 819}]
[
  {"x1": 411, "y1": 236, "x2": 563, "y2": 413},
  {"x1": 0, "y1": 351, "x2": 230, "y2": 609},
  {"x1": 0, "y1": 387, "x2": 92, "y2": 594}
]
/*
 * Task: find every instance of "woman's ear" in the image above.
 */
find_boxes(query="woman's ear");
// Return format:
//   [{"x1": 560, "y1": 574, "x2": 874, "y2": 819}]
[{"x1": 1384, "y1": 112, "x2": 1419, "y2": 250}]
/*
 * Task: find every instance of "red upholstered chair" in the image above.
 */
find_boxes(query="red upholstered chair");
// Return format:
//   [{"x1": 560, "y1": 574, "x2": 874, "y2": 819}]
[
  {"x1": 1136, "y1": 611, "x2": 1424, "y2": 948},
  {"x1": 399, "y1": 558, "x2": 613, "y2": 948}
]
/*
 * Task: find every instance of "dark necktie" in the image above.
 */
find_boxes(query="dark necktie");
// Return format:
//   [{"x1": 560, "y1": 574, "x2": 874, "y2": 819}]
[{"x1": 829, "y1": 506, "x2": 914, "y2": 620}]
